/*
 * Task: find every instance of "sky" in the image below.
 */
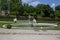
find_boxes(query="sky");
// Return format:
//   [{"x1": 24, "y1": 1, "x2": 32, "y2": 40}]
[{"x1": 22, "y1": 0, "x2": 60, "y2": 7}]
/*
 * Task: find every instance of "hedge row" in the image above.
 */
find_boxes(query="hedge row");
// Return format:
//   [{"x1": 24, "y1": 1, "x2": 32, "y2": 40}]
[{"x1": 0, "y1": 16, "x2": 60, "y2": 22}]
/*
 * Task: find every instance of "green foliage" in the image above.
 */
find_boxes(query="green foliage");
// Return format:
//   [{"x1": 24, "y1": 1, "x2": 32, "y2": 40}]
[
  {"x1": 31, "y1": 12, "x2": 36, "y2": 16},
  {"x1": 40, "y1": 11, "x2": 44, "y2": 17},
  {"x1": 0, "y1": 24, "x2": 3, "y2": 28},
  {"x1": 23, "y1": 11, "x2": 28, "y2": 16},
  {"x1": 6, "y1": 24, "x2": 12, "y2": 29},
  {"x1": 55, "y1": 5, "x2": 60, "y2": 18},
  {"x1": 55, "y1": 10, "x2": 60, "y2": 17},
  {"x1": 36, "y1": 4, "x2": 53, "y2": 17},
  {"x1": 0, "y1": 0, "x2": 60, "y2": 18},
  {"x1": 55, "y1": 5, "x2": 60, "y2": 10}
]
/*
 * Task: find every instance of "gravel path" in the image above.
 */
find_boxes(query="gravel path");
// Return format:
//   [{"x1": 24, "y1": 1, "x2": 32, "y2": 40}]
[
  {"x1": 0, "y1": 28, "x2": 60, "y2": 35},
  {"x1": 0, "y1": 28, "x2": 60, "y2": 40},
  {"x1": 0, "y1": 34, "x2": 60, "y2": 40}
]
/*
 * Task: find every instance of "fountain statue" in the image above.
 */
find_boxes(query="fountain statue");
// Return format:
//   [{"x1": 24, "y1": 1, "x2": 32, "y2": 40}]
[
  {"x1": 13, "y1": 18, "x2": 17, "y2": 23},
  {"x1": 28, "y1": 15, "x2": 31, "y2": 24},
  {"x1": 32, "y1": 18, "x2": 37, "y2": 27}
]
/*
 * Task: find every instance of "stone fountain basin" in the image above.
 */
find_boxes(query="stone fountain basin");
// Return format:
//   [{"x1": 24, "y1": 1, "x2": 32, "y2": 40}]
[
  {"x1": 35, "y1": 23, "x2": 58, "y2": 27},
  {"x1": 11, "y1": 23, "x2": 58, "y2": 27}
]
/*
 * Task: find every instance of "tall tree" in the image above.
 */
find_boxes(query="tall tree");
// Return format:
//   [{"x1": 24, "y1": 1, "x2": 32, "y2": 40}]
[
  {"x1": 10, "y1": 0, "x2": 22, "y2": 15},
  {"x1": 23, "y1": 3, "x2": 29, "y2": 16},
  {"x1": 36, "y1": 4, "x2": 53, "y2": 17},
  {"x1": 0, "y1": 0, "x2": 2, "y2": 13},
  {"x1": 55, "y1": 5, "x2": 60, "y2": 18}
]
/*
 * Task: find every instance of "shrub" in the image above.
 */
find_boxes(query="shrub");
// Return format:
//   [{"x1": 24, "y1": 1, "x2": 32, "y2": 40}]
[
  {"x1": 0, "y1": 24, "x2": 3, "y2": 28},
  {"x1": 6, "y1": 24, "x2": 12, "y2": 29}
]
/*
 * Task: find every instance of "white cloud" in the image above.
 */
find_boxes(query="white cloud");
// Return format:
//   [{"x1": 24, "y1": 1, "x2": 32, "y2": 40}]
[
  {"x1": 29, "y1": 1, "x2": 40, "y2": 6},
  {"x1": 22, "y1": 0, "x2": 32, "y2": 3},
  {"x1": 51, "y1": 3, "x2": 55, "y2": 7},
  {"x1": 22, "y1": 0, "x2": 40, "y2": 6}
]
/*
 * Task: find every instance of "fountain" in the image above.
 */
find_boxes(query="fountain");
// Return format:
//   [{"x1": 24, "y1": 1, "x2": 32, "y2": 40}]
[{"x1": 28, "y1": 15, "x2": 31, "y2": 24}]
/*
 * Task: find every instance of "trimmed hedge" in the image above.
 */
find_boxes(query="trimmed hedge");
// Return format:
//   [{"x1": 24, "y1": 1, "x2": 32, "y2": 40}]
[{"x1": 0, "y1": 15, "x2": 60, "y2": 22}]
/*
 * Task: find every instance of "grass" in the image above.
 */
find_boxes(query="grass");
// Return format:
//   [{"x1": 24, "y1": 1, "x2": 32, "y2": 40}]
[{"x1": 0, "y1": 21, "x2": 14, "y2": 28}]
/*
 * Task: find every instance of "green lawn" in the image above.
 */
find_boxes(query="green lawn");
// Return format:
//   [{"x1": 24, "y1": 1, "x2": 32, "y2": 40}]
[{"x1": 0, "y1": 21, "x2": 14, "y2": 28}]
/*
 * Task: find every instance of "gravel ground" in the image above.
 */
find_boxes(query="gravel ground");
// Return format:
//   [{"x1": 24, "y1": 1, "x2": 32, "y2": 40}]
[
  {"x1": 0, "y1": 28, "x2": 60, "y2": 40},
  {"x1": 0, "y1": 28, "x2": 60, "y2": 35},
  {"x1": 0, "y1": 34, "x2": 60, "y2": 40}
]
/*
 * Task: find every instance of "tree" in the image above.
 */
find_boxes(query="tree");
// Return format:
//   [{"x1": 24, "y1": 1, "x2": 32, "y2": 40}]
[
  {"x1": 23, "y1": 3, "x2": 29, "y2": 16},
  {"x1": 55, "y1": 5, "x2": 60, "y2": 10},
  {"x1": 55, "y1": 10, "x2": 60, "y2": 18},
  {"x1": 36, "y1": 4, "x2": 53, "y2": 17},
  {"x1": 10, "y1": 0, "x2": 23, "y2": 15},
  {"x1": 29, "y1": 5, "x2": 36, "y2": 16},
  {"x1": 0, "y1": 0, "x2": 7, "y2": 13},
  {"x1": 55, "y1": 5, "x2": 60, "y2": 18},
  {"x1": 0, "y1": 0, "x2": 2, "y2": 13}
]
